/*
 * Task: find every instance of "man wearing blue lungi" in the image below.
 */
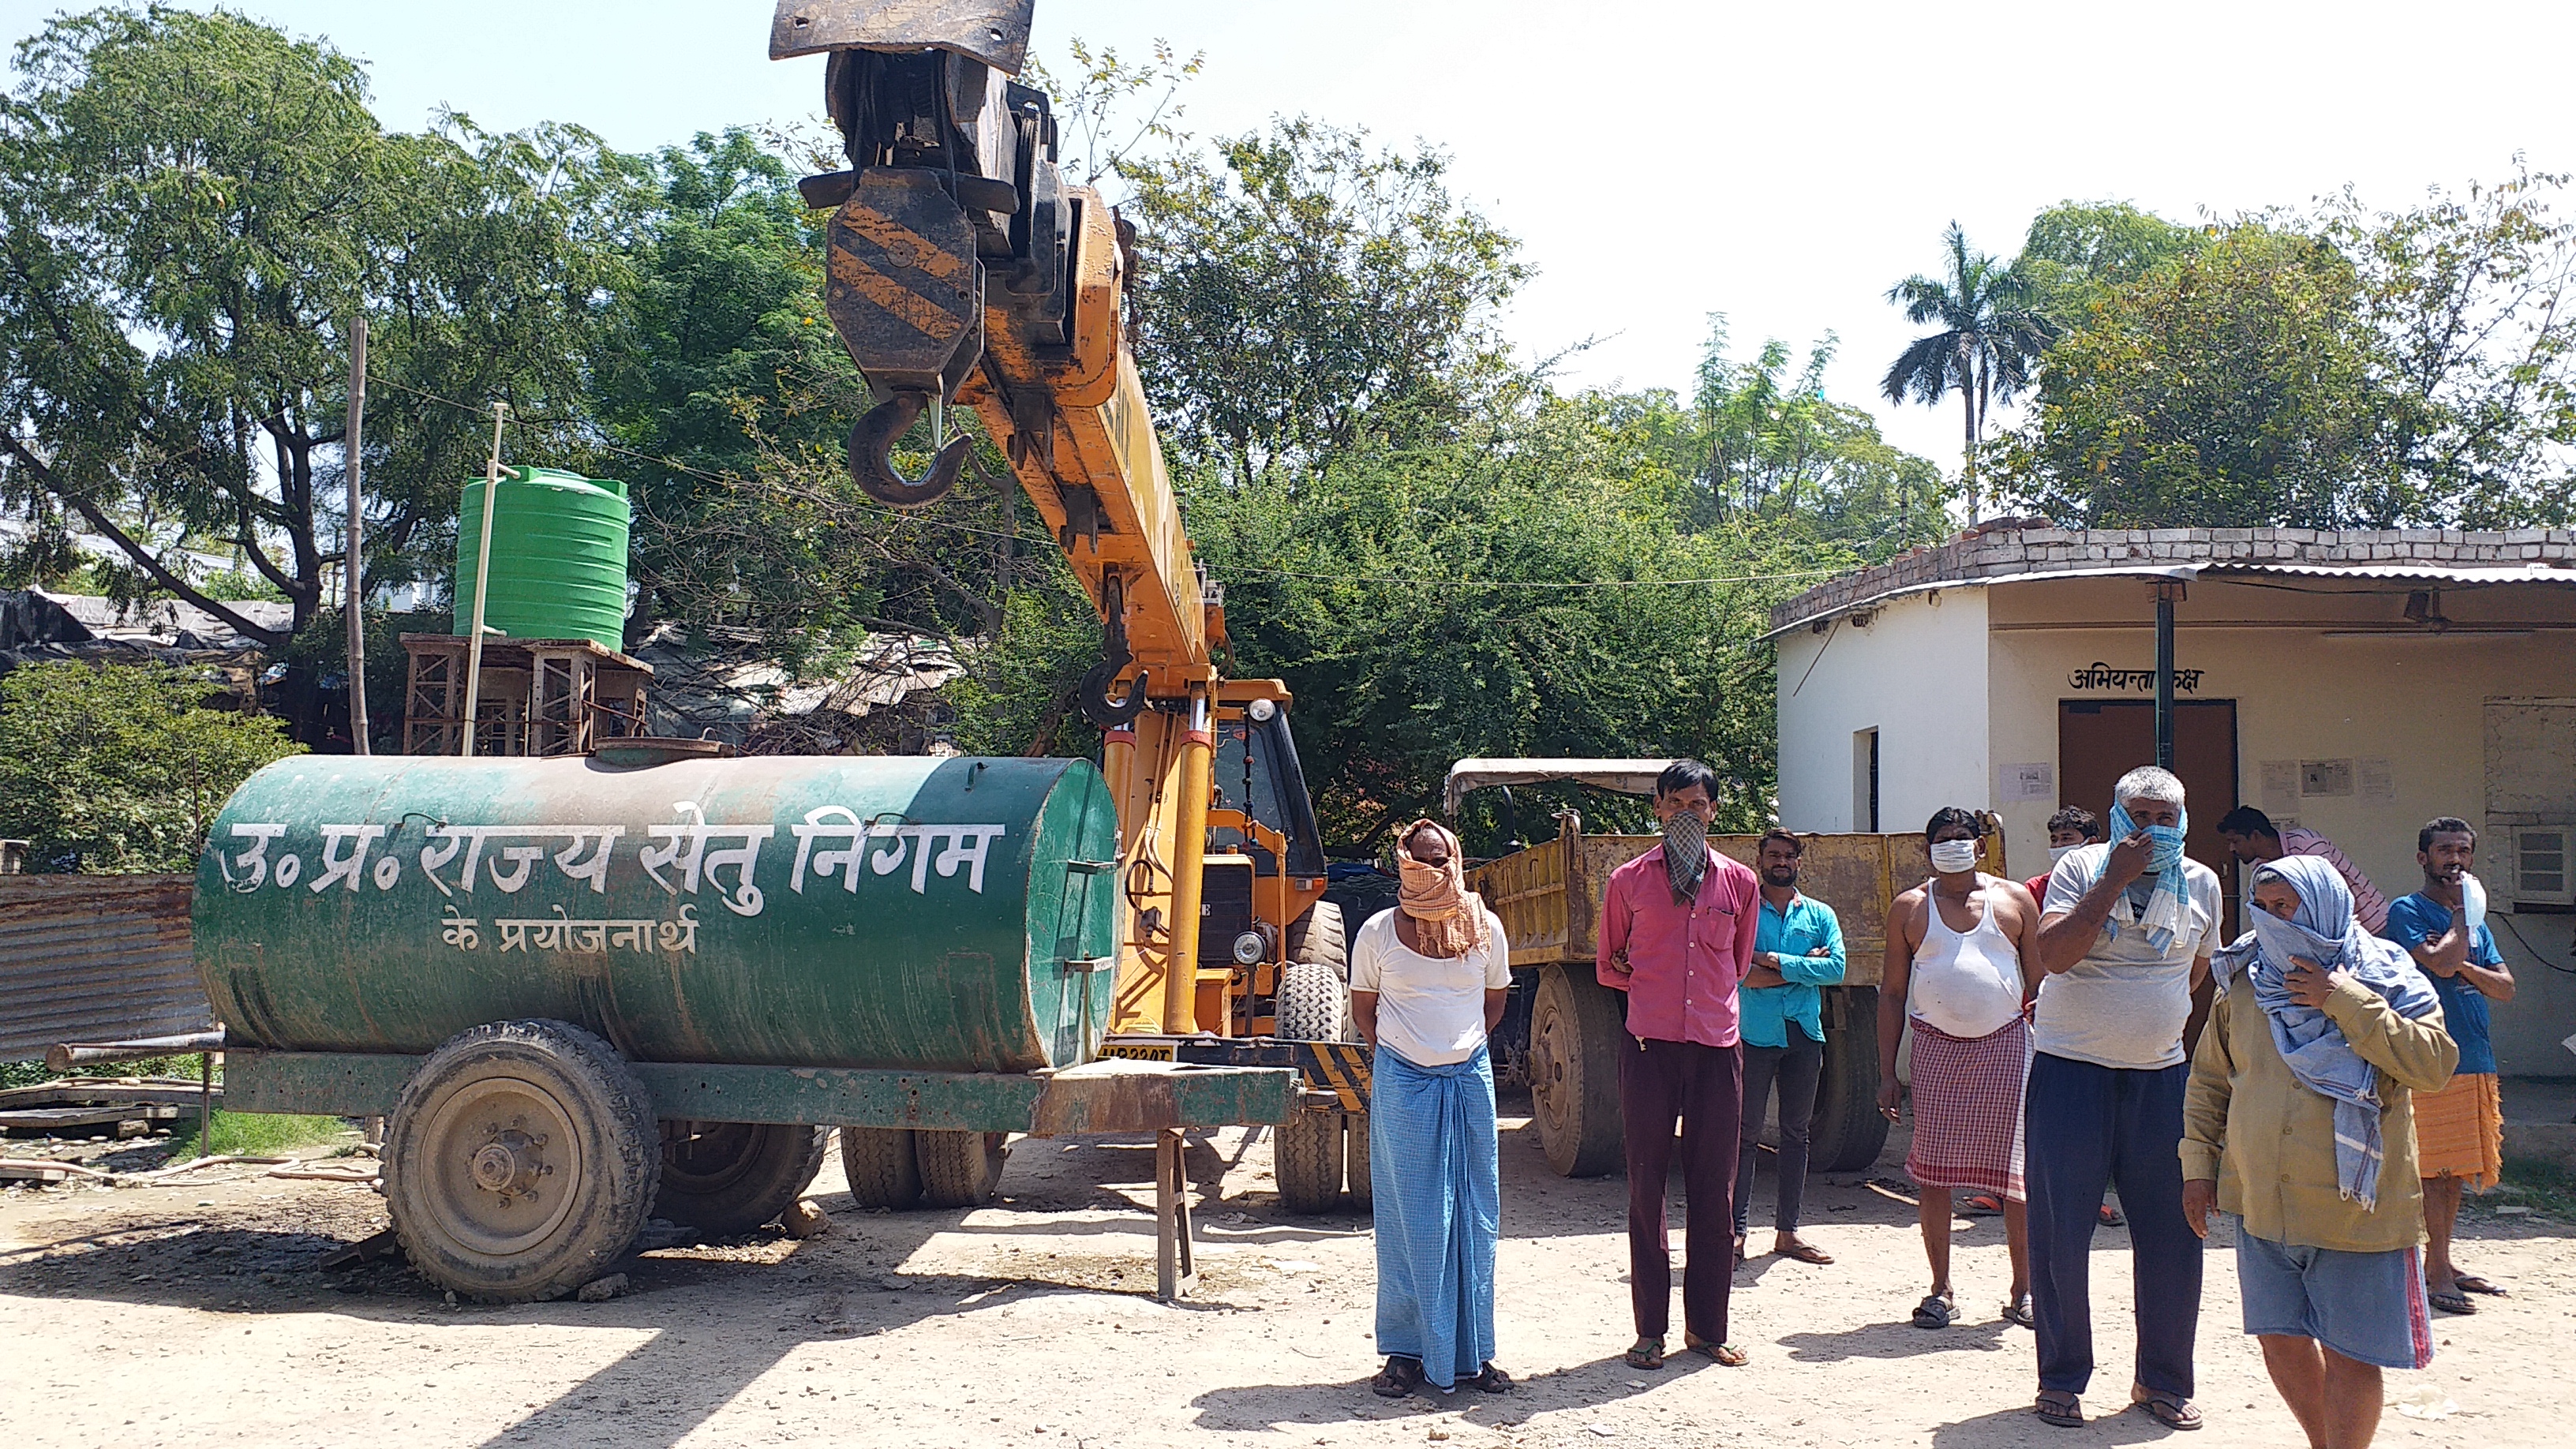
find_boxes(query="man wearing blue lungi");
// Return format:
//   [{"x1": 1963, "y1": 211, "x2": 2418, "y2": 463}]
[{"x1": 1352, "y1": 819, "x2": 1515, "y2": 1397}]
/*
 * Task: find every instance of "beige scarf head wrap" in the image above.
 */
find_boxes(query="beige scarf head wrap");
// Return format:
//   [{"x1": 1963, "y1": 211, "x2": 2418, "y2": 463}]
[{"x1": 1395, "y1": 819, "x2": 1486, "y2": 957}]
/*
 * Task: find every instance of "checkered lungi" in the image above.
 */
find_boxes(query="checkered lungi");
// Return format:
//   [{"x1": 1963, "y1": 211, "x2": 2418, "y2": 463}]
[{"x1": 1905, "y1": 1015, "x2": 2030, "y2": 1200}]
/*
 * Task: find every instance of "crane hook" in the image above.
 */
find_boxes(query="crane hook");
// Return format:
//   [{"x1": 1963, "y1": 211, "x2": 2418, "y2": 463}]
[
  {"x1": 1077, "y1": 571, "x2": 1150, "y2": 728},
  {"x1": 848, "y1": 391, "x2": 972, "y2": 508}
]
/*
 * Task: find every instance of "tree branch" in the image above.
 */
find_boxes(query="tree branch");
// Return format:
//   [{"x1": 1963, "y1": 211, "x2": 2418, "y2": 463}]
[{"x1": 5, "y1": 435, "x2": 288, "y2": 648}]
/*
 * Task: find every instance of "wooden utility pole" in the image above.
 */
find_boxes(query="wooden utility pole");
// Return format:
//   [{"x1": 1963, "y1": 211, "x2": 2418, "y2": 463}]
[
  {"x1": 459, "y1": 402, "x2": 508, "y2": 757},
  {"x1": 344, "y1": 317, "x2": 370, "y2": 754}
]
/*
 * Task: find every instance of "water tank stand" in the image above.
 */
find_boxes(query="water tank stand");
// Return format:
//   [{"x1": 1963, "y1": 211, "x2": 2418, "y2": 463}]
[{"x1": 398, "y1": 633, "x2": 653, "y2": 757}]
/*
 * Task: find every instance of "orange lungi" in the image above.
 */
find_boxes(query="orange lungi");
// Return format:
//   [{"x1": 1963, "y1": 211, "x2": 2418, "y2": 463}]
[{"x1": 2413, "y1": 1072, "x2": 2503, "y2": 1190}]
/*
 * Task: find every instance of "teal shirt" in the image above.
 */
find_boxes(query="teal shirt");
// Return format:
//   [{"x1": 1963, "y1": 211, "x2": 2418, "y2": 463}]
[{"x1": 1739, "y1": 891, "x2": 1846, "y2": 1047}]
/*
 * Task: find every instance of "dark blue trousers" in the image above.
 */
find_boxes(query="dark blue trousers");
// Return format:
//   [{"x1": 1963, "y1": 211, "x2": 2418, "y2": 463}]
[{"x1": 2024, "y1": 1051, "x2": 2202, "y2": 1398}]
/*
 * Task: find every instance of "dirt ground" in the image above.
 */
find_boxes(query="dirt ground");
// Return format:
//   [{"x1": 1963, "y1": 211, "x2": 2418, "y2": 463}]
[{"x1": 2, "y1": 1100, "x2": 2568, "y2": 1449}]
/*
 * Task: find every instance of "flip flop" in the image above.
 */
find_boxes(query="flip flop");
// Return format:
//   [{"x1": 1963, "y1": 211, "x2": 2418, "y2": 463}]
[
  {"x1": 2428, "y1": 1287, "x2": 2476, "y2": 1315},
  {"x1": 2034, "y1": 1391, "x2": 2083, "y2": 1428},
  {"x1": 1912, "y1": 1292, "x2": 1956, "y2": 1329},
  {"x1": 2455, "y1": 1275, "x2": 2509, "y2": 1297},
  {"x1": 1371, "y1": 1356, "x2": 1425, "y2": 1398},
  {"x1": 2098, "y1": 1204, "x2": 2125, "y2": 1227},
  {"x1": 2003, "y1": 1293, "x2": 2035, "y2": 1328},
  {"x1": 1683, "y1": 1334, "x2": 1747, "y2": 1366},
  {"x1": 1623, "y1": 1337, "x2": 1667, "y2": 1370},
  {"x1": 1777, "y1": 1239, "x2": 1835, "y2": 1265},
  {"x1": 2131, "y1": 1390, "x2": 2203, "y2": 1430},
  {"x1": 1962, "y1": 1193, "x2": 2005, "y2": 1215}
]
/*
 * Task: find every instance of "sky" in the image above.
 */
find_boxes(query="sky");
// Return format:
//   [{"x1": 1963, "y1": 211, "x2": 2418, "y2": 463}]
[{"x1": 8, "y1": 0, "x2": 2575, "y2": 470}]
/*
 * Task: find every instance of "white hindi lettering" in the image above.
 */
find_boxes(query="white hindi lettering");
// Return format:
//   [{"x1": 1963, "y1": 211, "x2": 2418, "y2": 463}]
[
  {"x1": 480, "y1": 902, "x2": 698, "y2": 956},
  {"x1": 638, "y1": 803, "x2": 772, "y2": 916},
  {"x1": 221, "y1": 823, "x2": 289, "y2": 891},
  {"x1": 416, "y1": 825, "x2": 630, "y2": 897},
  {"x1": 307, "y1": 825, "x2": 387, "y2": 893},
  {"x1": 790, "y1": 810, "x2": 1008, "y2": 896}
]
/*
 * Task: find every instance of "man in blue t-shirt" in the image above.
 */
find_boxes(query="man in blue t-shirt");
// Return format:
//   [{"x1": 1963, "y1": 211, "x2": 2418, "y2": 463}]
[
  {"x1": 2379, "y1": 817, "x2": 2518, "y2": 1315},
  {"x1": 1734, "y1": 829, "x2": 1847, "y2": 1269}
]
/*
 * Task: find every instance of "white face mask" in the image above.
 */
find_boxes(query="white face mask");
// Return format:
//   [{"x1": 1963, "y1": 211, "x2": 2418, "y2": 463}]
[
  {"x1": 1928, "y1": 838, "x2": 1981, "y2": 874},
  {"x1": 2049, "y1": 843, "x2": 2081, "y2": 865}
]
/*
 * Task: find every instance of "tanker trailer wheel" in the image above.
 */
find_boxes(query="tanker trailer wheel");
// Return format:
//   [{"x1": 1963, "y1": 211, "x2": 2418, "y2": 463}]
[
  {"x1": 1530, "y1": 964, "x2": 1627, "y2": 1178},
  {"x1": 838, "y1": 1126, "x2": 923, "y2": 1210},
  {"x1": 655, "y1": 1121, "x2": 829, "y2": 1236},
  {"x1": 1808, "y1": 987, "x2": 1891, "y2": 1173},
  {"x1": 384, "y1": 1020, "x2": 659, "y2": 1303},
  {"x1": 916, "y1": 1130, "x2": 1010, "y2": 1208},
  {"x1": 1274, "y1": 957, "x2": 1350, "y2": 1214}
]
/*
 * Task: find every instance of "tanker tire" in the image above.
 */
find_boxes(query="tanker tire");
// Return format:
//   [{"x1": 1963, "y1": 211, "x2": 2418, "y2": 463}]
[
  {"x1": 1807, "y1": 987, "x2": 1892, "y2": 1173},
  {"x1": 654, "y1": 1121, "x2": 829, "y2": 1236},
  {"x1": 1530, "y1": 964, "x2": 1627, "y2": 1178},
  {"x1": 1286, "y1": 900, "x2": 1349, "y2": 980},
  {"x1": 915, "y1": 1130, "x2": 1009, "y2": 1208},
  {"x1": 385, "y1": 1019, "x2": 659, "y2": 1304},
  {"x1": 837, "y1": 1126, "x2": 923, "y2": 1211},
  {"x1": 1274, "y1": 959, "x2": 1350, "y2": 1213}
]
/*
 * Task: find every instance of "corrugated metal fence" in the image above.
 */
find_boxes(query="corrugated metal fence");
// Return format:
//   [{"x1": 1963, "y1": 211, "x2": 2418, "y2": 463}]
[{"x1": 0, "y1": 874, "x2": 211, "y2": 1061}]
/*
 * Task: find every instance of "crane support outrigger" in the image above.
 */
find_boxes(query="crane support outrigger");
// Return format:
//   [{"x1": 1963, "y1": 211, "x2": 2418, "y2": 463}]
[{"x1": 772, "y1": 1, "x2": 1370, "y2": 1215}]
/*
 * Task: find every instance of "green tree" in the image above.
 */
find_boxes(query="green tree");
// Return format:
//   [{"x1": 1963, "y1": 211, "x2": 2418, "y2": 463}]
[
  {"x1": 0, "y1": 7, "x2": 637, "y2": 732},
  {"x1": 1881, "y1": 223, "x2": 2052, "y2": 510},
  {"x1": 1122, "y1": 119, "x2": 1529, "y2": 485},
  {"x1": 1994, "y1": 222, "x2": 2384, "y2": 526},
  {"x1": 2019, "y1": 200, "x2": 2204, "y2": 331},
  {"x1": 0, "y1": 658, "x2": 301, "y2": 872}
]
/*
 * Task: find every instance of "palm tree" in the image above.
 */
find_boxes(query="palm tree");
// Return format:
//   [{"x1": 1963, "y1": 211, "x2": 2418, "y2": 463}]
[{"x1": 1881, "y1": 223, "x2": 2052, "y2": 512}]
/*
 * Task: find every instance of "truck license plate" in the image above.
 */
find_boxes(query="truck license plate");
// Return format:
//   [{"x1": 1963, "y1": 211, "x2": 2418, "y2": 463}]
[{"x1": 1101, "y1": 1042, "x2": 1177, "y2": 1061}]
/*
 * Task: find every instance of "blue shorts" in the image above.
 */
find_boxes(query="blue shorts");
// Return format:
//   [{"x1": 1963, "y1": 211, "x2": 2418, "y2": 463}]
[{"x1": 2231, "y1": 1217, "x2": 2432, "y2": 1370}]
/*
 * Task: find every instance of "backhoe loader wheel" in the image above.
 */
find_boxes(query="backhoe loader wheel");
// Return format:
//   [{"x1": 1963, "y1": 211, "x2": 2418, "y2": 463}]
[
  {"x1": 655, "y1": 1121, "x2": 829, "y2": 1236},
  {"x1": 1530, "y1": 965, "x2": 1627, "y2": 1178},
  {"x1": 1286, "y1": 900, "x2": 1349, "y2": 981},
  {"x1": 1275, "y1": 960, "x2": 1351, "y2": 1213},
  {"x1": 838, "y1": 1125, "x2": 923, "y2": 1210},
  {"x1": 385, "y1": 1019, "x2": 659, "y2": 1302}
]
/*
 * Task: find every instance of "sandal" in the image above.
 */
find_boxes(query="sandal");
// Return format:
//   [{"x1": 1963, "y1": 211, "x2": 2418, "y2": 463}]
[
  {"x1": 2131, "y1": 1388, "x2": 2203, "y2": 1431},
  {"x1": 2034, "y1": 1391, "x2": 2083, "y2": 1428},
  {"x1": 2428, "y1": 1287, "x2": 2476, "y2": 1315},
  {"x1": 1682, "y1": 1334, "x2": 1747, "y2": 1366},
  {"x1": 2003, "y1": 1293, "x2": 2035, "y2": 1328},
  {"x1": 1623, "y1": 1337, "x2": 1666, "y2": 1371},
  {"x1": 1371, "y1": 1356, "x2": 1425, "y2": 1398},
  {"x1": 2098, "y1": 1203, "x2": 2125, "y2": 1227},
  {"x1": 2456, "y1": 1275, "x2": 2509, "y2": 1297},
  {"x1": 1776, "y1": 1238, "x2": 1835, "y2": 1265},
  {"x1": 1471, "y1": 1361, "x2": 1515, "y2": 1394},
  {"x1": 1962, "y1": 1193, "x2": 2005, "y2": 1215},
  {"x1": 1911, "y1": 1291, "x2": 1956, "y2": 1329}
]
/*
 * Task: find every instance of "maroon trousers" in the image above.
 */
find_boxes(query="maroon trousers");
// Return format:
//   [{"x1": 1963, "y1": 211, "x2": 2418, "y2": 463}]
[{"x1": 1619, "y1": 1035, "x2": 1743, "y2": 1344}]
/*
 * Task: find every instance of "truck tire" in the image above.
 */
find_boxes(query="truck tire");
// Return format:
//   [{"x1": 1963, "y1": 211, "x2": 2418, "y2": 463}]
[
  {"x1": 655, "y1": 1121, "x2": 829, "y2": 1236},
  {"x1": 1808, "y1": 987, "x2": 1891, "y2": 1173},
  {"x1": 1286, "y1": 900, "x2": 1349, "y2": 980},
  {"x1": 1275, "y1": 958, "x2": 1349, "y2": 1213},
  {"x1": 385, "y1": 1019, "x2": 659, "y2": 1303},
  {"x1": 916, "y1": 1129, "x2": 1010, "y2": 1208},
  {"x1": 838, "y1": 1125, "x2": 923, "y2": 1210},
  {"x1": 1530, "y1": 964, "x2": 1627, "y2": 1178},
  {"x1": 1344, "y1": 1114, "x2": 1372, "y2": 1210}
]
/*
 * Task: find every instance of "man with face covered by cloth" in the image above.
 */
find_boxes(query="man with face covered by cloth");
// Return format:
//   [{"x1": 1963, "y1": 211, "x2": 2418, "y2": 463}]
[
  {"x1": 1353, "y1": 820, "x2": 1515, "y2": 1398},
  {"x1": 1597, "y1": 759, "x2": 1761, "y2": 1370}
]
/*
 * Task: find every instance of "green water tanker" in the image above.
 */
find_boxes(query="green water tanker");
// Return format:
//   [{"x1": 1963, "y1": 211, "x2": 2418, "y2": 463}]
[{"x1": 196, "y1": 750, "x2": 1292, "y2": 1301}]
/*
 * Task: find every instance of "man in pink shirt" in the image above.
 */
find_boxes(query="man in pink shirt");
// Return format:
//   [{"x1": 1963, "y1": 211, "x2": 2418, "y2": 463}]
[
  {"x1": 1598, "y1": 759, "x2": 1761, "y2": 1370},
  {"x1": 2218, "y1": 807, "x2": 2389, "y2": 934}
]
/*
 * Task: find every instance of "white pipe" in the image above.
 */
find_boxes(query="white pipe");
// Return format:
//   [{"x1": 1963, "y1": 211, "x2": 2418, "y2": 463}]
[{"x1": 459, "y1": 402, "x2": 508, "y2": 756}]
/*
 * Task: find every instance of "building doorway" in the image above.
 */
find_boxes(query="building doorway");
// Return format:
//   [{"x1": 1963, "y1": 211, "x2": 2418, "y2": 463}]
[{"x1": 2058, "y1": 699, "x2": 2241, "y2": 939}]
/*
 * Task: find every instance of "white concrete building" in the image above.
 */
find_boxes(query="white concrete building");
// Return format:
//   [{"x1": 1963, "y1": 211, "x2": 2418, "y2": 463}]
[{"x1": 1770, "y1": 525, "x2": 2576, "y2": 1076}]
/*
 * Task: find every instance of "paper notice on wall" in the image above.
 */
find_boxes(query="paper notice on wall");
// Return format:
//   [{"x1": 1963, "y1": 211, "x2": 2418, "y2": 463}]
[
  {"x1": 2301, "y1": 759, "x2": 2356, "y2": 798},
  {"x1": 1997, "y1": 762, "x2": 2056, "y2": 803},
  {"x1": 2359, "y1": 757, "x2": 2395, "y2": 802},
  {"x1": 2260, "y1": 760, "x2": 2301, "y2": 814}
]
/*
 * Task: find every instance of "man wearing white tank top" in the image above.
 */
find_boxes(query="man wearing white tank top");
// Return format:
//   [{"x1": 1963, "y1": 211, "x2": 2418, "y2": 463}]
[{"x1": 1879, "y1": 807, "x2": 2046, "y2": 1335}]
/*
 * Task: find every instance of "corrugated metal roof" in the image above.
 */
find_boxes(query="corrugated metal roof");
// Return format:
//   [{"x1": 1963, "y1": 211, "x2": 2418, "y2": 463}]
[
  {"x1": 0, "y1": 874, "x2": 212, "y2": 1062},
  {"x1": 1760, "y1": 560, "x2": 2576, "y2": 642}
]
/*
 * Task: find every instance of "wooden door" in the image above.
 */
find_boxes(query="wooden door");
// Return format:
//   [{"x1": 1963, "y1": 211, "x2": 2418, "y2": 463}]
[{"x1": 2057, "y1": 699, "x2": 2241, "y2": 940}]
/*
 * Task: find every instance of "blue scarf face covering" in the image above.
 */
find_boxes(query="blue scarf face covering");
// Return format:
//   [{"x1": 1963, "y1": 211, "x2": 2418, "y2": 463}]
[{"x1": 2107, "y1": 799, "x2": 2190, "y2": 952}]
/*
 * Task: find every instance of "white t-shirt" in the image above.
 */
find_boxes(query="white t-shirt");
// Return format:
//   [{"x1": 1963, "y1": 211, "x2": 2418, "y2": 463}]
[
  {"x1": 2036, "y1": 843, "x2": 2222, "y2": 1070},
  {"x1": 1349, "y1": 906, "x2": 1514, "y2": 1067}
]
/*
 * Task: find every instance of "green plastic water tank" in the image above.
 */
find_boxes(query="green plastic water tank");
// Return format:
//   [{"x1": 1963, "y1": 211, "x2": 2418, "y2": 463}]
[{"x1": 451, "y1": 466, "x2": 631, "y2": 650}]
